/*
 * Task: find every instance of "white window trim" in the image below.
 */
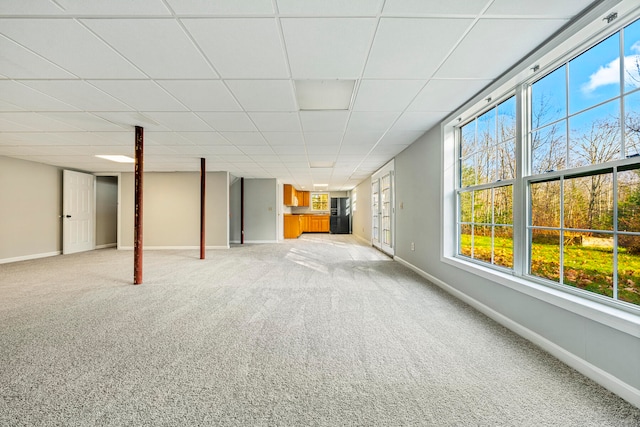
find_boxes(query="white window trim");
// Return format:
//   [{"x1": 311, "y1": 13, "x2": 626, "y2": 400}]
[{"x1": 442, "y1": 0, "x2": 640, "y2": 336}]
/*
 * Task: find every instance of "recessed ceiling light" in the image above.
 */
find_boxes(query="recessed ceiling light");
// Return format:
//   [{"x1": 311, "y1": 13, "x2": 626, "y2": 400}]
[
  {"x1": 314, "y1": 183, "x2": 329, "y2": 187},
  {"x1": 96, "y1": 155, "x2": 134, "y2": 163},
  {"x1": 295, "y1": 80, "x2": 356, "y2": 110}
]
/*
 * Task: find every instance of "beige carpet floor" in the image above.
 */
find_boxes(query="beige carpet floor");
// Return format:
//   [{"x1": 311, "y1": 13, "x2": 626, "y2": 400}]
[{"x1": 1, "y1": 234, "x2": 639, "y2": 426}]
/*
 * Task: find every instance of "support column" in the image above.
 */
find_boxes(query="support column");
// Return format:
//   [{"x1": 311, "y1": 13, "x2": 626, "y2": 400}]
[
  {"x1": 241, "y1": 177, "x2": 245, "y2": 244},
  {"x1": 134, "y1": 126, "x2": 144, "y2": 285},
  {"x1": 200, "y1": 158, "x2": 206, "y2": 260}
]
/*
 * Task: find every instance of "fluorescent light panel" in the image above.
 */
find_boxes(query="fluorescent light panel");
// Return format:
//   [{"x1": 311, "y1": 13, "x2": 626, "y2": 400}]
[
  {"x1": 295, "y1": 80, "x2": 355, "y2": 110},
  {"x1": 96, "y1": 155, "x2": 134, "y2": 163}
]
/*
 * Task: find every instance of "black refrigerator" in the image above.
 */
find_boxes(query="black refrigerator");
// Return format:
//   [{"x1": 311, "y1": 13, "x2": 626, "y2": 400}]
[{"x1": 330, "y1": 197, "x2": 351, "y2": 234}]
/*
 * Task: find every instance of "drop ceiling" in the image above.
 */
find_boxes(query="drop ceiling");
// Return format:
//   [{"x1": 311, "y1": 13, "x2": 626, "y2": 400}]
[{"x1": 0, "y1": 0, "x2": 597, "y2": 190}]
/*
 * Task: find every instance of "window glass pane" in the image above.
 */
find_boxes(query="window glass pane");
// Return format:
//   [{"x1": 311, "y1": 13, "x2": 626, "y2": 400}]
[
  {"x1": 473, "y1": 225, "x2": 492, "y2": 263},
  {"x1": 618, "y1": 235, "x2": 640, "y2": 305},
  {"x1": 624, "y1": 91, "x2": 640, "y2": 157},
  {"x1": 623, "y1": 19, "x2": 640, "y2": 93},
  {"x1": 497, "y1": 139, "x2": 516, "y2": 180},
  {"x1": 530, "y1": 180, "x2": 561, "y2": 227},
  {"x1": 494, "y1": 185, "x2": 513, "y2": 225},
  {"x1": 618, "y1": 168, "x2": 640, "y2": 232},
  {"x1": 498, "y1": 97, "x2": 516, "y2": 142},
  {"x1": 568, "y1": 100, "x2": 621, "y2": 168},
  {"x1": 564, "y1": 172, "x2": 614, "y2": 231},
  {"x1": 569, "y1": 33, "x2": 620, "y2": 114},
  {"x1": 477, "y1": 147, "x2": 496, "y2": 184},
  {"x1": 478, "y1": 107, "x2": 496, "y2": 147},
  {"x1": 461, "y1": 155, "x2": 476, "y2": 187},
  {"x1": 563, "y1": 234, "x2": 613, "y2": 298},
  {"x1": 473, "y1": 189, "x2": 492, "y2": 224},
  {"x1": 530, "y1": 229, "x2": 561, "y2": 282},
  {"x1": 532, "y1": 65, "x2": 566, "y2": 128},
  {"x1": 460, "y1": 120, "x2": 477, "y2": 157},
  {"x1": 311, "y1": 193, "x2": 329, "y2": 211},
  {"x1": 459, "y1": 191, "x2": 473, "y2": 223},
  {"x1": 494, "y1": 226, "x2": 513, "y2": 268},
  {"x1": 460, "y1": 224, "x2": 473, "y2": 257},
  {"x1": 531, "y1": 121, "x2": 566, "y2": 174}
]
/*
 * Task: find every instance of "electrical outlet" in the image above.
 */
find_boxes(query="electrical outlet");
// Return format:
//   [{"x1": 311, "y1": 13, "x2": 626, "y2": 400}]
[{"x1": 411, "y1": 242, "x2": 415, "y2": 251}]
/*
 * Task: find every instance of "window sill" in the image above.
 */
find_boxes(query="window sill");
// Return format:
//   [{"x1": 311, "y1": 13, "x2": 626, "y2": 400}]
[{"x1": 441, "y1": 255, "x2": 640, "y2": 338}]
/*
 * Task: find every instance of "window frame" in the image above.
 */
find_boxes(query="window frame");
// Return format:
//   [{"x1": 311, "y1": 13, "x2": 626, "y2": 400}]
[
  {"x1": 310, "y1": 192, "x2": 329, "y2": 212},
  {"x1": 449, "y1": 9, "x2": 640, "y2": 315}
]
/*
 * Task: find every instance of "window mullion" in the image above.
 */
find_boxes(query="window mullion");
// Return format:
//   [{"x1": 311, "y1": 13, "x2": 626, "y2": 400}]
[{"x1": 513, "y1": 84, "x2": 527, "y2": 276}]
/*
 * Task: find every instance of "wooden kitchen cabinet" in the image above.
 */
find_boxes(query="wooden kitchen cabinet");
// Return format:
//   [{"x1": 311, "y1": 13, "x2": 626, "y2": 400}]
[
  {"x1": 299, "y1": 191, "x2": 310, "y2": 207},
  {"x1": 284, "y1": 214, "x2": 301, "y2": 238},
  {"x1": 283, "y1": 184, "x2": 297, "y2": 206}
]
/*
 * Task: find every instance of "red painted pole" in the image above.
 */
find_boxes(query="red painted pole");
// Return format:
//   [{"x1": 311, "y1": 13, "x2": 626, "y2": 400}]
[
  {"x1": 241, "y1": 177, "x2": 244, "y2": 245},
  {"x1": 134, "y1": 126, "x2": 143, "y2": 285},
  {"x1": 200, "y1": 157, "x2": 206, "y2": 260}
]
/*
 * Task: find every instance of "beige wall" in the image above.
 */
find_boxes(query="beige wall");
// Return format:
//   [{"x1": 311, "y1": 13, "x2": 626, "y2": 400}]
[
  {"x1": 351, "y1": 176, "x2": 372, "y2": 243},
  {"x1": 0, "y1": 156, "x2": 62, "y2": 262},
  {"x1": 120, "y1": 171, "x2": 229, "y2": 248},
  {"x1": 96, "y1": 176, "x2": 118, "y2": 247}
]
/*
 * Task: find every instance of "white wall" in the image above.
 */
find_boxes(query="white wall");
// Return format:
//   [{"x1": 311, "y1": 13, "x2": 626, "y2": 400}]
[
  {"x1": 0, "y1": 156, "x2": 62, "y2": 262},
  {"x1": 120, "y1": 171, "x2": 229, "y2": 248},
  {"x1": 230, "y1": 178, "x2": 278, "y2": 243},
  {"x1": 96, "y1": 176, "x2": 118, "y2": 248},
  {"x1": 392, "y1": 125, "x2": 640, "y2": 406},
  {"x1": 351, "y1": 177, "x2": 372, "y2": 244}
]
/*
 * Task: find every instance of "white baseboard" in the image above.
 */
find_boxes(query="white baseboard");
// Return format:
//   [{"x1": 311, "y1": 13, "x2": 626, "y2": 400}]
[
  {"x1": 0, "y1": 251, "x2": 61, "y2": 264},
  {"x1": 394, "y1": 255, "x2": 640, "y2": 409},
  {"x1": 95, "y1": 243, "x2": 116, "y2": 249},
  {"x1": 352, "y1": 233, "x2": 371, "y2": 246}
]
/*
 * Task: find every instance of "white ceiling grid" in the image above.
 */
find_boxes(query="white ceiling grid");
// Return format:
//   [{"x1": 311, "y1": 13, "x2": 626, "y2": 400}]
[{"x1": 0, "y1": 0, "x2": 594, "y2": 190}]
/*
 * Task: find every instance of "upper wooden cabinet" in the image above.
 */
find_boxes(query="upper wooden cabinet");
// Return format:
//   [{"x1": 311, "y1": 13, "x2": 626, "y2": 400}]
[
  {"x1": 299, "y1": 191, "x2": 310, "y2": 207},
  {"x1": 284, "y1": 184, "x2": 310, "y2": 207},
  {"x1": 284, "y1": 184, "x2": 297, "y2": 206}
]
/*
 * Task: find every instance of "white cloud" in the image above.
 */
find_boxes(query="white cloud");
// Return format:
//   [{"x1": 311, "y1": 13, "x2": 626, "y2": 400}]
[{"x1": 581, "y1": 53, "x2": 640, "y2": 94}]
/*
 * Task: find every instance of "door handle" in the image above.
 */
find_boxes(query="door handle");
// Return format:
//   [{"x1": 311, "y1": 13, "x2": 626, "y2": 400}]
[{"x1": 65, "y1": 215, "x2": 72, "y2": 218}]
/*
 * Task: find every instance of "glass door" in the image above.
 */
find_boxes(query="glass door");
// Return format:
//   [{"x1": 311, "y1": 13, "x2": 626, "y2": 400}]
[
  {"x1": 371, "y1": 160, "x2": 394, "y2": 256},
  {"x1": 372, "y1": 179, "x2": 380, "y2": 248}
]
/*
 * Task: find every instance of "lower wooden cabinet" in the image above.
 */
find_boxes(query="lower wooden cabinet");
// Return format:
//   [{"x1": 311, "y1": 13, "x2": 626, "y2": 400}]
[{"x1": 284, "y1": 214, "x2": 330, "y2": 238}]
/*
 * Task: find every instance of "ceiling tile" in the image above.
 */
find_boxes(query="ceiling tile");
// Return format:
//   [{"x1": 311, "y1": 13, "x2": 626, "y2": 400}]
[
  {"x1": 485, "y1": 0, "x2": 592, "y2": 16},
  {"x1": 0, "y1": 81, "x2": 77, "y2": 111},
  {"x1": 91, "y1": 112, "x2": 169, "y2": 130},
  {"x1": 408, "y1": 79, "x2": 492, "y2": 112},
  {"x1": 20, "y1": 80, "x2": 133, "y2": 111},
  {"x1": 365, "y1": 18, "x2": 472, "y2": 78},
  {"x1": 0, "y1": 19, "x2": 145, "y2": 78},
  {"x1": 88, "y1": 80, "x2": 187, "y2": 112},
  {"x1": 436, "y1": 18, "x2": 568, "y2": 79},
  {"x1": 145, "y1": 132, "x2": 193, "y2": 146},
  {"x1": 382, "y1": 0, "x2": 488, "y2": 15},
  {"x1": 378, "y1": 129, "x2": 425, "y2": 145},
  {"x1": 0, "y1": 1, "x2": 64, "y2": 15},
  {"x1": 391, "y1": 112, "x2": 442, "y2": 131},
  {"x1": 341, "y1": 130, "x2": 385, "y2": 146},
  {"x1": 0, "y1": 36, "x2": 76, "y2": 79},
  {"x1": 226, "y1": 80, "x2": 297, "y2": 111},
  {"x1": 157, "y1": 80, "x2": 241, "y2": 111},
  {"x1": 261, "y1": 132, "x2": 304, "y2": 146},
  {"x1": 281, "y1": 18, "x2": 377, "y2": 78},
  {"x1": 276, "y1": 0, "x2": 383, "y2": 16},
  {"x1": 55, "y1": 0, "x2": 171, "y2": 15},
  {"x1": 82, "y1": 19, "x2": 217, "y2": 79},
  {"x1": 271, "y1": 144, "x2": 306, "y2": 155},
  {"x1": 164, "y1": 0, "x2": 274, "y2": 15},
  {"x1": 299, "y1": 111, "x2": 349, "y2": 132},
  {"x1": 177, "y1": 132, "x2": 230, "y2": 146},
  {"x1": 38, "y1": 112, "x2": 128, "y2": 131},
  {"x1": 142, "y1": 112, "x2": 213, "y2": 131},
  {"x1": 197, "y1": 112, "x2": 257, "y2": 131},
  {"x1": 249, "y1": 112, "x2": 301, "y2": 132},
  {"x1": 353, "y1": 80, "x2": 426, "y2": 111},
  {"x1": 220, "y1": 131, "x2": 267, "y2": 145},
  {"x1": 347, "y1": 112, "x2": 400, "y2": 132},
  {"x1": 183, "y1": 19, "x2": 288, "y2": 79},
  {"x1": 304, "y1": 132, "x2": 343, "y2": 146}
]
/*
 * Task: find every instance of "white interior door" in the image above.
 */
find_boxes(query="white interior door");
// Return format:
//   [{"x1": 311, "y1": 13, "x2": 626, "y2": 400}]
[
  {"x1": 372, "y1": 179, "x2": 380, "y2": 249},
  {"x1": 63, "y1": 170, "x2": 95, "y2": 254},
  {"x1": 371, "y1": 160, "x2": 394, "y2": 256}
]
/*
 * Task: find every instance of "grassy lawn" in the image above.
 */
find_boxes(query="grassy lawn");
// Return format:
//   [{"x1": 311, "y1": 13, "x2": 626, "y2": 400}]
[{"x1": 460, "y1": 233, "x2": 640, "y2": 305}]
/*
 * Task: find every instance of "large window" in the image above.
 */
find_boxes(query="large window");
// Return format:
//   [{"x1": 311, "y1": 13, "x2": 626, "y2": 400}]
[
  {"x1": 458, "y1": 97, "x2": 516, "y2": 269},
  {"x1": 456, "y1": 17, "x2": 640, "y2": 308},
  {"x1": 310, "y1": 193, "x2": 329, "y2": 211}
]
